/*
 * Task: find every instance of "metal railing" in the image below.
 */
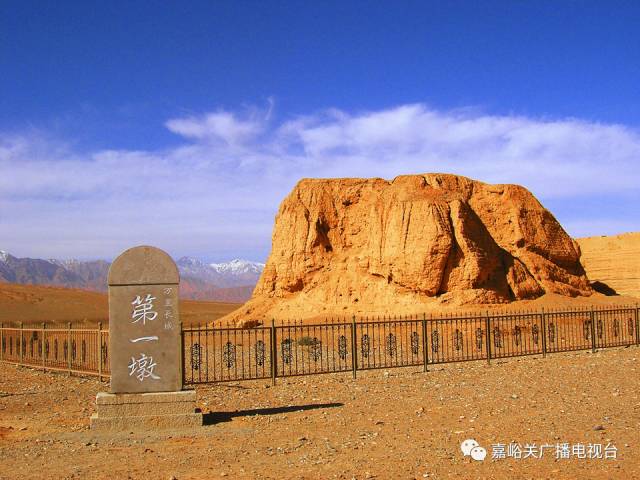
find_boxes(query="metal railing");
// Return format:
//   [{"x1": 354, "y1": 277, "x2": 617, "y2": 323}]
[
  {"x1": 182, "y1": 304, "x2": 640, "y2": 384},
  {"x1": 0, "y1": 322, "x2": 109, "y2": 380},
  {"x1": 1, "y1": 305, "x2": 638, "y2": 384}
]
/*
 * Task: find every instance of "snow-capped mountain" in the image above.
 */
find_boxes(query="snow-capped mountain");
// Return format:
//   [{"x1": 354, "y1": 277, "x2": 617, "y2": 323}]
[
  {"x1": 175, "y1": 256, "x2": 210, "y2": 275},
  {"x1": 210, "y1": 259, "x2": 265, "y2": 275},
  {"x1": 0, "y1": 250, "x2": 263, "y2": 302},
  {"x1": 49, "y1": 258, "x2": 111, "y2": 290},
  {"x1": 0, "y1": 250, "x2": 85, "y2": 286},
  {"x1": 176, "y1": 257, "x2": 264, "y2": 288}
]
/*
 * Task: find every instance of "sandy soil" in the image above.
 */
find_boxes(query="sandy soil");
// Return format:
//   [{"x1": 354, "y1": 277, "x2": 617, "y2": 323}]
[
  {"x1": 264, "y1": 292, "x2": 639, "y2": 325},
  {"x1": 0, "y1": 283, "x2": 241, "y2": 327},
  {"x1": 1, "y1": 346, "x2": 639, "y2": 479},
  {"x1": 3, "y1": 282, "x2": 637, "y2": 331}
]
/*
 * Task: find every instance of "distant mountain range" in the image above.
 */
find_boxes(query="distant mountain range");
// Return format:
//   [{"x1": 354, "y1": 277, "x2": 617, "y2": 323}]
[
  {"x1": 176, "y1": 257, "x2": 264, "y2": 288},
  {"x1": 0, "y1": 250, "x2": 263, "y2": 303}
]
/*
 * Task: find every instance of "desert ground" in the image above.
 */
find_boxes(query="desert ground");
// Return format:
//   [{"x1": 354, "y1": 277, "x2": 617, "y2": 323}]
[
  {"x1": 1, "y1": 345, "x2": 639, "y2": 479},
  {"x1": 4, "y1": 281, "x2": 638, "y2": 330},
  {"x1": 0, "y1": 283, "x2": 241, "y2": 327}
]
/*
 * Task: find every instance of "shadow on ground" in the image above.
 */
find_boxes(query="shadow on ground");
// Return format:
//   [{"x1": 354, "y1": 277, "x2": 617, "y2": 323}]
[
  {"x1": 203, "y1": 402, "x2": 344, "y2": 425},
  {"x1": 590, "y1": 281, "x2": 619, "y2": 296}
]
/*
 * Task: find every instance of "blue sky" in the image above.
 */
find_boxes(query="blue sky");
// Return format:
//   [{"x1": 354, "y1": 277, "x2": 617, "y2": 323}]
[{"x1": 1, "y1": 1, "x2": 639, "y2": 262}]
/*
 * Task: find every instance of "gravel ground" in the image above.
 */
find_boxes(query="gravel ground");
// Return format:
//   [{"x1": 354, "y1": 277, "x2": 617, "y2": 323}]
[{"x1": 1, "y1": 346, "x2": 639, "y2": 479}]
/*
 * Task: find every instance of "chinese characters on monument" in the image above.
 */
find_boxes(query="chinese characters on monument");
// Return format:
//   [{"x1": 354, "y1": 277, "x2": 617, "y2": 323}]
[
  {"x1": 131, "y1": 293, "x2": 158, "y2": 325},
  {"x1": 129, "y1": 293, "x2": 161, "y2": 382},
  {"x1": 125, "y1": 288, "x2": 177, "y2": 383},
  {"x1": 108, "y1": 246, "x2": 182, "y2": 393}
]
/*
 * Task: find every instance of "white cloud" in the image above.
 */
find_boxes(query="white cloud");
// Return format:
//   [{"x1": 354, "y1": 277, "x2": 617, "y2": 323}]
[
  {"x1": 1, "y1": 103, "x2": 639, "y2": 260},
  {"x1": 165, "y1": 110, "x2": 265, "y2": 146},
  {"x1": 273, "y1": 105, "x2": 640, "y2": 197}
]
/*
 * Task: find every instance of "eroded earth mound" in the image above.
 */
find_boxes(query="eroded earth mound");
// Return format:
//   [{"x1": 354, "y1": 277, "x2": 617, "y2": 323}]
[
  {"x1": 233, "y1": 174, "x2": 593, "y2": 323},
  {"x1": 577, "y1": 232, "x2": 640, "y2": 298}
]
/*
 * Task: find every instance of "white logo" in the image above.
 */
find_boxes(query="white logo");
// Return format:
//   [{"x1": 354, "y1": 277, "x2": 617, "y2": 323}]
[
  {"x1": 471, "y1": 446, "x2": 487, "y2": 461},
  {"x1": 462, "y1": 438, "x2": 617, "y2": 462},
  {"x1": 461, "y1": 439, "x2": 486, "y2": 461}
]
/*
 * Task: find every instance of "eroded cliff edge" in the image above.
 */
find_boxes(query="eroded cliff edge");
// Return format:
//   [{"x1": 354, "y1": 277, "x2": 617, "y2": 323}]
[{"x1": 231, "y1": 174, "x2": 593, "y2": 323}]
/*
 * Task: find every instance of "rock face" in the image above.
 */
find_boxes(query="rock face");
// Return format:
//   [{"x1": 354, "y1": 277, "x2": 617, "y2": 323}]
[
  {"x1": 235, "y1": 174, "x2": 592, "y2": 322},
  {"x1": 577, "y1": 232, "x2": 640, "y2": 298}
]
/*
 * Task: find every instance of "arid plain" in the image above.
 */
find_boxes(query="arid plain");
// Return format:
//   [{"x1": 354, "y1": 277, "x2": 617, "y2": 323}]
[{"x1": 0, "y1": 283, "x2": 241, "y2": 327}]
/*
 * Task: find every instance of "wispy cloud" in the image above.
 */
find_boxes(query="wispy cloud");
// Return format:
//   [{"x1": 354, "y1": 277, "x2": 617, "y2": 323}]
[
  {"x1": 2, "y1": 103, "x2": 639, "y2": 260},
  {"x1": 165, "y1": 110, "x2": 265, "y2": 144}
]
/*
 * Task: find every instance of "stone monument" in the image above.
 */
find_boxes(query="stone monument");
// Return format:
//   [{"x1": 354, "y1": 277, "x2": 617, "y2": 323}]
[{"x1": 91, "y1": 245, "x2": 202, "y2": 431}]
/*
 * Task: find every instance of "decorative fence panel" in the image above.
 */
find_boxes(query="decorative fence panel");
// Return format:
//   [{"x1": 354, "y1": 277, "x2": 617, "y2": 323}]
[
  {"x1": 356, "y1": 319, "x2": 424, "y2": 370},
  {"x1": 489, "y1": 313, "x2": 545, "y2": 359},
  {"x1": 545, "y1": 310, "x2": 593, "y2": 353},
  {"x1": 0, "y1": 323, "x2": 109, "y2": 378},
  {"x1": 594, "y1": 307, "x2": 637, "y2": 349},
  {"x1": 426, "y1": 315, "x2": 489, "y2": 364},
  {"x1": 182, "y1": 324, "x2": 274, "y2": 384},
  {"x1": 275, "y1": 322, "x2": 353, "y2": 377},
  {"x1": 1, "y1": 305, "x2": 639, "y2": 383}
]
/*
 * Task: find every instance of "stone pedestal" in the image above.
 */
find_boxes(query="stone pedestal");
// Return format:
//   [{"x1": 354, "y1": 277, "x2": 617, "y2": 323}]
[{"x1": 91, "y1": 390, "x2": 202, "y2": 431}]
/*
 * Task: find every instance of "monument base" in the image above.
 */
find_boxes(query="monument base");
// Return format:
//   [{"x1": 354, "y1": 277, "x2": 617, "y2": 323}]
[{"x1": 90, "y1": 390, "x2": 203, "y2": 431}]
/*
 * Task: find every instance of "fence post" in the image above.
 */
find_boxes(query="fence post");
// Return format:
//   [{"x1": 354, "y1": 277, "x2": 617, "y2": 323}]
[
  {"x1": 351, "y1": 315, "x2": 357, "y2": 379},
  {"x1": 270, "y1": 319, "x2": 277, "y2": 386},
  {"x1": 422, "y1": 313, "x2": 428, "y2": 372},
  {"x1": 0, "y1": 322, "x2": 3, "y2": 362},
  {"x1": 19, "y1": 322, "x2": 23, "y2": 365},
  {"x1": 181, "y1": 326, "x2": 186, "y2": 386},
  {"x1": 541, "y1": 308, "x2": 547, "y2": 358},
  {"x1": 98, "y1": 321, "x2": 103, "y2": 382},
  {"x1": 485, "y1": 313, "x2": 491, "y2": 364},
  {"x1": 67, "y1": 322, "x2": 72, "y2": 376},
  {"x1": 590, "y1": 307, "x2": 597, "y2": 353},
  {"x1": 635, "y1": 304, "x2": 639, "y2": 347},
  {"x1": 41, "y1": 322, "x2": 46, "y2": 371}
]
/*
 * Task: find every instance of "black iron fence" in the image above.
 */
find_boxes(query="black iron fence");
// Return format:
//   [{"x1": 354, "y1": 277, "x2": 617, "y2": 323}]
[
  {"x1": 182, "y1": 305, "x2": 640, "y2": 384},
  {"x1": 1, "y1": 305, "x2": 638, "y2": 384}
]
